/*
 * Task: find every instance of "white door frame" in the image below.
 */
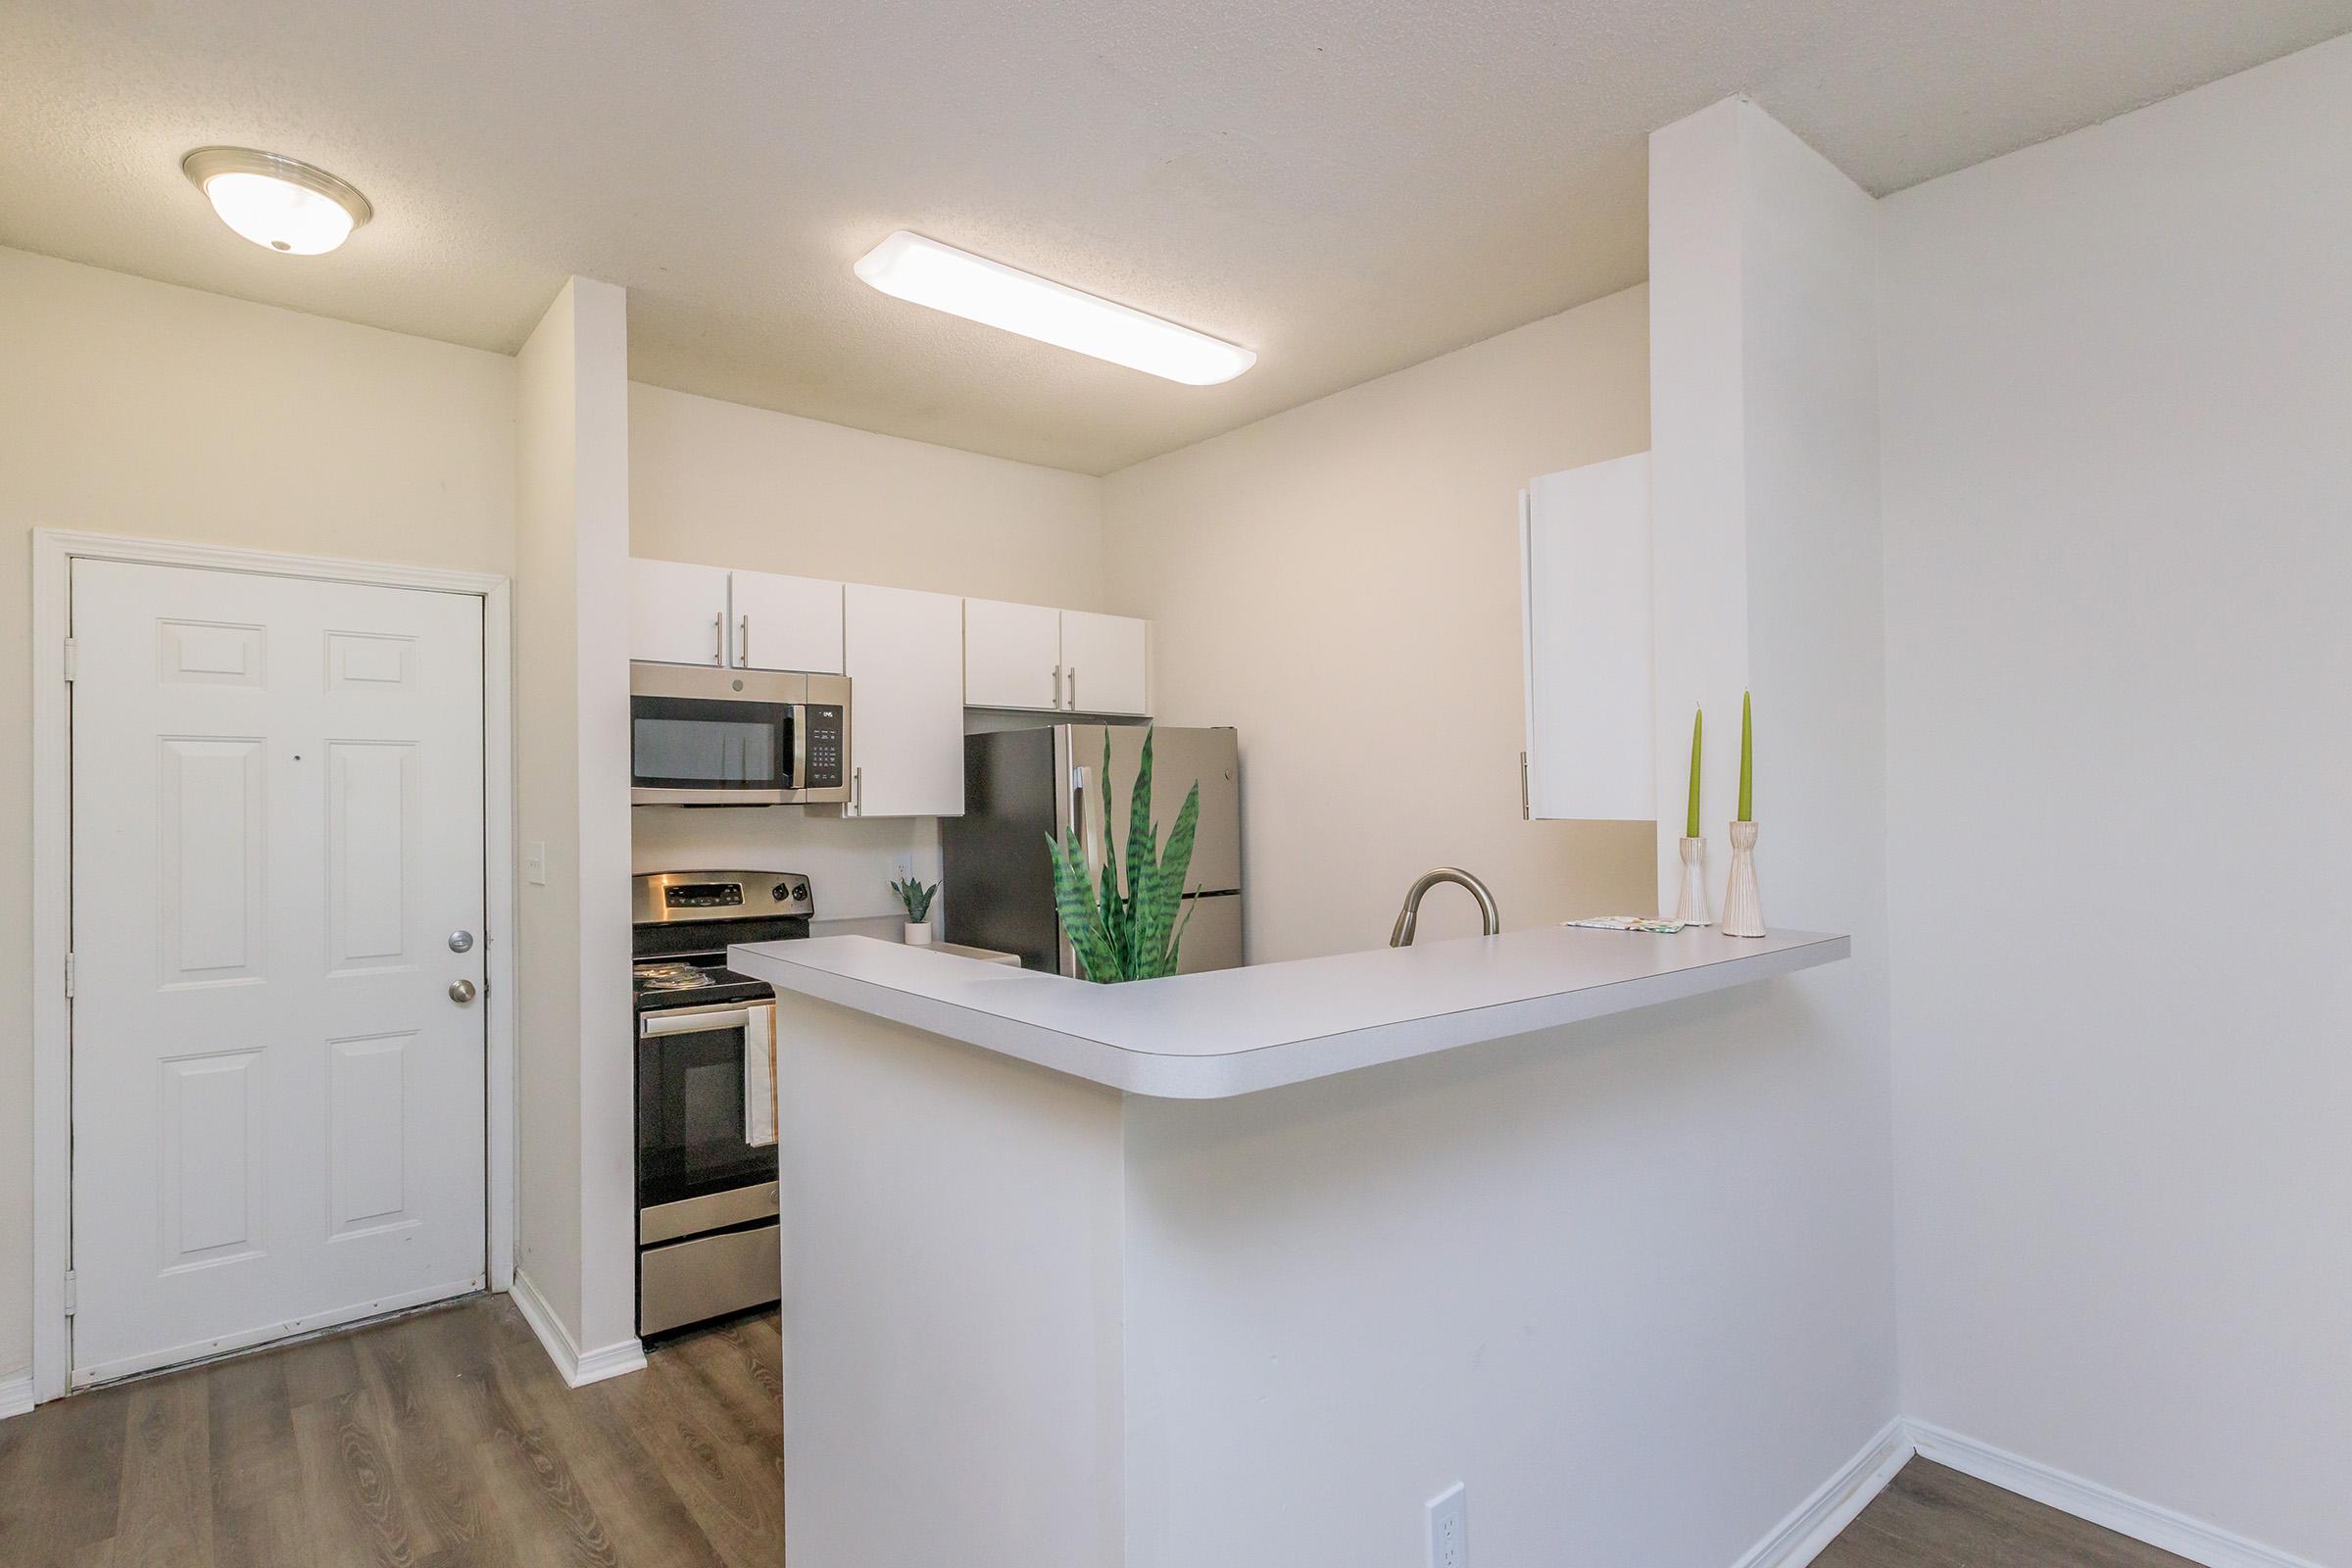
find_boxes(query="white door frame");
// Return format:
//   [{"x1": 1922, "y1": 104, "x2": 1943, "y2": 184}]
[{"x1": 28, "y1": 527, "x2": 519, "y2": 1405}]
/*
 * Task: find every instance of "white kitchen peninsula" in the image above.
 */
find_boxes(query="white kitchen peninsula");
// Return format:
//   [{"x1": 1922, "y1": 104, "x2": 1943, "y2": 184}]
[{"x1": 730, "y1": 927, "x2": 1850, "y2": 1568}]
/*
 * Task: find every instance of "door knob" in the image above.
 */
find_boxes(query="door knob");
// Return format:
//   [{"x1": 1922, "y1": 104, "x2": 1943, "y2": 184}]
[
  {"x1": 448, "y1": 930, "x2": 475, "y2": 954},
  {"x1": 449, "y1": 979, "x2": 477, "y2": 1005}
]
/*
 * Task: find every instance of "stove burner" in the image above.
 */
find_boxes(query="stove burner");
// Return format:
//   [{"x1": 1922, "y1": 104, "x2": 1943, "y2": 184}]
[
  {"x1": 630, "y1": 963, "x2": 738, "y2": 1001},
  {"x1": 634, "y1": 960, "x2": 726, "y2": 993}
]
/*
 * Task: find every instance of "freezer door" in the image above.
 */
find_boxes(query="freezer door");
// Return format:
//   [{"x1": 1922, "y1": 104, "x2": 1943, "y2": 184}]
[
  {"x1": 1055, "y1": 724, "x2": 1241, "y2": 895},
  {"x1": 1172, "y1": 892, "x2": 1244, "y2": 974}
]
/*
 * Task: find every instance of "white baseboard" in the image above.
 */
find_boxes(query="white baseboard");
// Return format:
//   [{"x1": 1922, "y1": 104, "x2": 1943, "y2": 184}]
[
  {"x1": 1731, "y1": 1417, "x2": 1915, "y2": 1568},
  {"x1": 0, "y1": 1372, "x2": 35, "y2": 1421},
  {"x1": 1906, "y1": 1421, "x2": 2328, "y2": 1568},
  {"x1": 506, "y1": 1271, "x2": 646, "y2": 1390}
]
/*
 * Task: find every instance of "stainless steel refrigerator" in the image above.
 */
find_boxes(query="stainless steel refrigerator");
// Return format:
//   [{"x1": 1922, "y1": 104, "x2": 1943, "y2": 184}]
[{"x1": 942, "y1": 725, "x2": 1243, "y2": 975}]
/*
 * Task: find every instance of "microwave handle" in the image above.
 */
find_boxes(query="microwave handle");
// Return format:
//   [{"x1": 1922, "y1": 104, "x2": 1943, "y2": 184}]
[{"x1": 792, "y1": 704, "x2": 808, "y2": 794}]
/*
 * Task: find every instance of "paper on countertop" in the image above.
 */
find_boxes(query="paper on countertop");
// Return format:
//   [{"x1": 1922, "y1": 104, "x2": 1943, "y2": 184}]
[{"x1": 1561, "y1": 915, "x2": 1695, "y2": 934}]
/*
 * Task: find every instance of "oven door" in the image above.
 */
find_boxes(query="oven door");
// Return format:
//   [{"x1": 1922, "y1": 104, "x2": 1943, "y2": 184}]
[
  {"x1": 636, "y1": 1002, "x2": 780, "y2": 1224},
  {"x1": 630, "y1": 662, "x2": 804, "y2": 805}
]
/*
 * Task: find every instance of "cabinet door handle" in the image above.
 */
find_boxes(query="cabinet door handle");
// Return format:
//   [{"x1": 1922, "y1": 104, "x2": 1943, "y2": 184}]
[
  {"x1": 850, "y1": 765, "x2": 862, "y2": 815},
  {"x1": 711, "y1": 613, "x2": 724, "y2": 665},
  {"x1": 1052, "y1": 664, "x2": 1062, "y2": 709},
  {"x1": 739, "y1": 614, "x2": 751, "y2": 668},
  {"x1": 1067, "y1": 665, "x2": 1078, "y2": 710}
]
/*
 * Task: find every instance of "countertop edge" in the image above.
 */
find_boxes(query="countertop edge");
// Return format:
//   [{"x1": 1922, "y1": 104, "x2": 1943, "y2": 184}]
[{"x1": 734, "y1": 932, "x2": 1851, "y2": 1100}]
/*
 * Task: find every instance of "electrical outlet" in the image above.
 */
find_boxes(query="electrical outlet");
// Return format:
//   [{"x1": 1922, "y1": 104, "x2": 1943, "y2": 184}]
[
  {"x1": 1428, "y1": 1482, "x2": 1467, "y2": 1568},
  {"x1": 894, "y1": 854, "x2": 914, "y2": 882}
]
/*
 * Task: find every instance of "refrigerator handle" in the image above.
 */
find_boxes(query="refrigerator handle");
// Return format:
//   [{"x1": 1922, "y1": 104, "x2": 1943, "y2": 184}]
[{"x1": 1072, "y1": 765, "x2": 1105, "y2": 881}]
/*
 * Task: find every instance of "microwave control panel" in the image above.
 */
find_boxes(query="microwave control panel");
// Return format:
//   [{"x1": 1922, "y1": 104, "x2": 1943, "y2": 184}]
[{"x1": 803, "y1": 705, "x2": 845, "y2": 789}]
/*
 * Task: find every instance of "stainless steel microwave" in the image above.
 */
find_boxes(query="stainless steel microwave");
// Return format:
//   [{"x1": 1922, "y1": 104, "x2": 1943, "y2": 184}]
[{"x1": 629, "y1": 662, "x2": 851, "y2": 806}]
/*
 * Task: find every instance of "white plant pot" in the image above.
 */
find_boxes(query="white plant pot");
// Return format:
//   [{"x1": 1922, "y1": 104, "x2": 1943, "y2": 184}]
[
  {"x1": 904, "y1": 920, "x2": 934, "y2": 946},
  {"x1": 1671, "y1": 836, "x2": 1713, "y2": 927},
  {"x1": 1720, "y1": 819, "x2": 1766, "y2": 938}
]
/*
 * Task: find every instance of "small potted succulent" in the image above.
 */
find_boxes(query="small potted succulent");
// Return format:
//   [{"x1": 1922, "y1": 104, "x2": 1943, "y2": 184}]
[{"x1": 891, "y1": 874, "x2": 939, "y2": 946}]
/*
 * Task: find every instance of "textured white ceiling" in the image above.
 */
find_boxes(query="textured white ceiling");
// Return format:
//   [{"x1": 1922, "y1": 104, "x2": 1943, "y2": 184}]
[{"x1": 6, "y1": 1, "x2": 2348, "y2": 472}]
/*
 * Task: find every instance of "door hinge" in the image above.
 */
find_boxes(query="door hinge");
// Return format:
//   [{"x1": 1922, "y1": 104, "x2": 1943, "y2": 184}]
[
  {"x1": 63, "y1": 1271, "x2": 76, "y2": 1316},
  {"x1": 63, "y1": 638, "x2": 76, "y2": 682},
  {"x1": 64, "y1": 953, "x2": 75, "y2": 998}
]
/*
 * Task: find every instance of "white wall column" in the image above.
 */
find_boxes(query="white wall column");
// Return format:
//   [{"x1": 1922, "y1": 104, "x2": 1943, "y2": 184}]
[
  {"x1": 1642, "y1": 89, "x2": 1901, "y2": 1530},
  {"x1": 513, "y1": 276, "x2": 641, "y2": 1383}
]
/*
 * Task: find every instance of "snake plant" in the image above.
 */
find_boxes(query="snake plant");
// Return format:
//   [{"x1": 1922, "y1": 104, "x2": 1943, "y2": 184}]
[
  {"x1": 890, "y1": 875, "x2": 938, "y2": 923},
  {"x1": 1046, "y1": 727, "x2": 1201, "y2": 983}
]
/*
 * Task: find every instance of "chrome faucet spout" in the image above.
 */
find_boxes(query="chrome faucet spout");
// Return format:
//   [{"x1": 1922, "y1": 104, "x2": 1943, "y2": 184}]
[{"x1": 1389, "y1": 867, "x2": 1501, "y2": 947}]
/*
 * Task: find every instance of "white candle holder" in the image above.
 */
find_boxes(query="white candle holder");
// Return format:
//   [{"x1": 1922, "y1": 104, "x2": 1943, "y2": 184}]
[
  {"x1": 1672, "y1": 836, "x2": 1713, "y2": 926},
  {"x1": 1721, "y1": 820, "x2": 1765, "y2": 938}
]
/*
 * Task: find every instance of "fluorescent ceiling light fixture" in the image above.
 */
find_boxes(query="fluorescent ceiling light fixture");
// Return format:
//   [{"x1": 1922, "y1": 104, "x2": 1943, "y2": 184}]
[
  {"x1": 182, "y1": 147, "x2": 372, "y2": 255},
  {"x1": 855, "y1": 230, "x2": 1255, "y2": 385}
]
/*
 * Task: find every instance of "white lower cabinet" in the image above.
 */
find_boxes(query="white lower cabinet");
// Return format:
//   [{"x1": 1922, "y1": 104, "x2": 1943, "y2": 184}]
[{"x1": 843, "y1": 583, "x2": 965, "y2": 817}]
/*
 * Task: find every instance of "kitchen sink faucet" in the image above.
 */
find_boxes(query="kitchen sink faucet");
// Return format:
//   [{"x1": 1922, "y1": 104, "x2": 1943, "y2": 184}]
[{"x1": 1389, "y1": 867, "x2": 1501, "y2": 947}]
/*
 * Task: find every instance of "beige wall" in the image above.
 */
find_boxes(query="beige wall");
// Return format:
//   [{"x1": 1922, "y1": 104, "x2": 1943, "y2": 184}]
[
  {"x1": 0, "y1": 245, "x2": 517, "y2": 1380},
  {"x1": 1102, "y1": 286, "x2": 1656, "y2": 962},
  {"x1": 626, "y1": 382, "x2": 1113, "y2": 924},
  {"x1": 629, "y1": 382, "x2": 1107, "y2": 608},
  {"x1": 1880, "y1": 36, "x2": 2352, "y2": 1561}
]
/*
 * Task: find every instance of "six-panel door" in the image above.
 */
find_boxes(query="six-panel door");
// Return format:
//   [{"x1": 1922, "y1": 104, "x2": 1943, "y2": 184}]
[{"x1": 68, "y1": 559, "x2": 489, "y2": 1386}]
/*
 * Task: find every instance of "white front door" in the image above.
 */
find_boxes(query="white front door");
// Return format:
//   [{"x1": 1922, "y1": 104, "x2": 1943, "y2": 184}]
[{"x1": 69, "y1": 559, "x2": 489, "y2": 1386}]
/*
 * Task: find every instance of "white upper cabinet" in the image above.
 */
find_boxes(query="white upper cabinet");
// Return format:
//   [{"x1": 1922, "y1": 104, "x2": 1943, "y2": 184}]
[
  {"x1": 963, "y1": 598, "x2": 1065, "y2": 710},
  {"x1": 964, "y1": 599, "x2": 1151, "y2": 715},
  {"x1": 630, "y1": 559, "x2": 731, "y2": 666},
  {"x1": 1057, "y1": 610, "x2": 1149, "y2": 716},
  {"x1": 1520, "y1": 453, "x2": 1655, "y2": 820},
  {"x1": 730, "y1": 568, "x2": 845, "y2": 674},
  {"x1": 842, "y1": 584, "x2": 965, "y2": 818}
]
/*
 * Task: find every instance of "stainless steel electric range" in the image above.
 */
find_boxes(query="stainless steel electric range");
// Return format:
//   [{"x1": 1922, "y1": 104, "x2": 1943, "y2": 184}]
[{"x1": 632, "y1": 869, "x2": 810, "y2": 1338}]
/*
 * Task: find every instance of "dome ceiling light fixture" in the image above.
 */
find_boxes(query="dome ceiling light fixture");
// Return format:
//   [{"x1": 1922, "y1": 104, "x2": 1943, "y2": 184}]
[
  {"x1": 854, "y1": 230, "x2": 1256, "y2": 386},
  {"x1": 181, "y1": 147, "x2": 372, "y2": 256}
]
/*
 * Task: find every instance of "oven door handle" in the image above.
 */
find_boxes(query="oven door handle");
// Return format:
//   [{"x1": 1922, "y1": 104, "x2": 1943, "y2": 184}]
[{"x1": 639, "y1": 1003, "x2": 770, "y2": 1038}]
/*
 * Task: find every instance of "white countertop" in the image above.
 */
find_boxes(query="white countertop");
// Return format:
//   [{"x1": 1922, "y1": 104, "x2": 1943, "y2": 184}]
[{"x1": 732, "y1": 924, "x2": 1849, "y2": 1100}]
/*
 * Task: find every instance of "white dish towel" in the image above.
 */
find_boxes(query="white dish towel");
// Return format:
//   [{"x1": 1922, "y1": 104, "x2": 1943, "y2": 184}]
[{"x1": 742, "y1": 1004, "x2": 778, "y2": 1149}]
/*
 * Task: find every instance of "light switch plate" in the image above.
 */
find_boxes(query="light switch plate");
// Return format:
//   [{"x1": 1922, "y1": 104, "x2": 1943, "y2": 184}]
[{"x1": 524, "y1": 841, "x2": 547, "y2": 886}]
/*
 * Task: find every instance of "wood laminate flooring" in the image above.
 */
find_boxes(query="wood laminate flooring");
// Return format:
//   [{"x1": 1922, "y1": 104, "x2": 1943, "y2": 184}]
[
  {"x1": 1819, "y1": 1459, "x2": 2199, "y2": 1568},
  {"x1": 0, "y1": 1295, "x2": 782, "y2": 1568},
  {"x1": 0, "y1": 1298, "x2": 2197, "y2": 1568}
]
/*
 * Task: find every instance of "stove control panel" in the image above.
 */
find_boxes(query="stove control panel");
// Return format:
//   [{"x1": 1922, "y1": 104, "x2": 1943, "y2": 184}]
[{"x1": 633, "y1": 870, "x2": 814, "y2": 924}]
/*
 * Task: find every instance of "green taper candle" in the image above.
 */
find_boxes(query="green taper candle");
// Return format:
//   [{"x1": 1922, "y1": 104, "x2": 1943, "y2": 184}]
[
  {"x1": 1738, "y1": 690, "x2": 1753, "y2": 822},
  {"x1": 1685, "y1": 708, "x2": 1703, "y2": 840}
]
